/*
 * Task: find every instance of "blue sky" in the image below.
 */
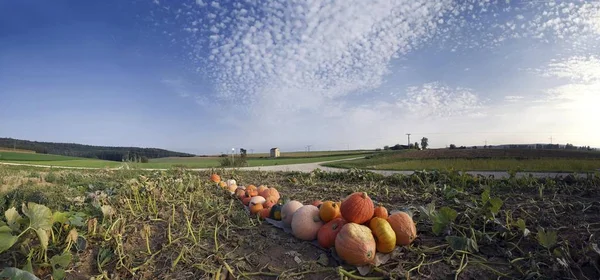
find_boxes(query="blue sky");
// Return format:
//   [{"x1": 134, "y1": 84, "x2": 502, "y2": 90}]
[{"x1": 1, "y1": 0, "x2": 599, "y2": 154}]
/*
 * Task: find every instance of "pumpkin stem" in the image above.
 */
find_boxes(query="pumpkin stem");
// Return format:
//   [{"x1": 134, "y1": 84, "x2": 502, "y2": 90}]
[
  {"x1": 361, "y1": 192, "x2": 368, "y2": 199},
  {"x1": 313, "y1": 215, "x2": 322, "y2": 223}
]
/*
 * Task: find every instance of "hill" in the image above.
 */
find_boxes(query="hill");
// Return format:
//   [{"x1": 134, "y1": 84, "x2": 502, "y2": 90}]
[{"x1": 0, "y1": 137, "x2": 195, "y2": 162}]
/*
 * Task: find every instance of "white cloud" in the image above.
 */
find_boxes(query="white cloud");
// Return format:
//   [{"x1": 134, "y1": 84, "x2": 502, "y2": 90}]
[
  {"x1": 399, "y1": 82, "x2": 484, "y2": 119},
  {"x1": 146, "y1": 1, "x2": 600, "y2": 149}
]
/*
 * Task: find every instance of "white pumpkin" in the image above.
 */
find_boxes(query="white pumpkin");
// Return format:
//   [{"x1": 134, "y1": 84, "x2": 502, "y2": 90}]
[
  {"x1": 291, "y1": 205, "x2": 323, "y2": 241},
  {"x1": 227, "y1": 179, "x2": 237, "y2": 187},
  {"x1": 281, "y1": 200, "x2": 303, "y2": 226},
  {"x1": 250, "y1": 196, "x2": 266, "y2": 205}
]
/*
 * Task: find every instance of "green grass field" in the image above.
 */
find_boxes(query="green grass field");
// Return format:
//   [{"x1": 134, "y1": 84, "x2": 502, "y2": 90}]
[
  {"x1": 325, "y1": 157, "x2": 600, "y2": 172},
  {"x1": 132, "y1": 154, "x2": 367, "y2": 169},
  {"x1": 0, "y1": 150, "x2": 371, "y2": 169}
]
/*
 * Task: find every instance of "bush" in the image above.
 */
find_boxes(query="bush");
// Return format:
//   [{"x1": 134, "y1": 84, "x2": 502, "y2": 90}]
[{"x1": 220, "y1": 156, "x2": 248, "y2": 167}]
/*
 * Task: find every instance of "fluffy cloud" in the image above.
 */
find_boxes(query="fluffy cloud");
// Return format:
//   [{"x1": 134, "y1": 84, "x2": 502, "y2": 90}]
[{"x1": 147, "y1": 0, "x2": 600, "y2": 149}]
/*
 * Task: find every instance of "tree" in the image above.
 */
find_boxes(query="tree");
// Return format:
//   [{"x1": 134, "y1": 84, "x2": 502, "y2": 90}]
[
  {"x1": 383, "y1": 145, "x2": 390, "y2": 151},
  {"x1": 414, "y1": 142, "x2": 420, "y2": 150},
  {"x1": 421, "y1": 137, "x2": 429, "y2": 150},
  {"x1": 449, "y1": 144, "x2": 457, "y2": 149}
]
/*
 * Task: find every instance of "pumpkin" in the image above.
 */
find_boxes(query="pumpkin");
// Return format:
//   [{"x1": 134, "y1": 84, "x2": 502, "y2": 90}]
[
  {"x1": 269, "y1": 204, "x2": 283, "y2": 220},
  {"x1": 245, "y1": 188, "x2": 259, "y2": 197},
  {"x1": 228, "y1": 184, "x2": 238, "y2": 195},
  {"x1": 259, "y1": 207, "x2": 271, "y2": 219},
  {"x1": 242, "y1": 196, "x2": 252, "y2": 206},
  {"x1": 291, "y1": 205, "x2": 323, "y2": 241},
  {"x1": 281, "y1": 200, "x2": 303, "y2": 226},
  {"x1": 249, "y1": 202, "x2": 263, "y2": 215},
  {"x1": 218, "y1": 181, "x2": 227, "y2": 188},
  {"x1": 250, "y1": 196, "x2": 266, "y2": 205},
  {"x1": 319, "y1": 201, "x2": 342, "y2": 222},
  {"x1": 257, "y1": 185, "x2": 268, "y2": 196},
  {"x1": 340, "y1": 192, "x2": 374, "y2": 224},
  {"x1": 226, "y1": 179, "x2": 237, "y2": 187},
  {"x1": 263, "y1": 196, "x2": 278, "y2": 208},
  {"x1": 373, "y1": 205, "x2": 388, "y2": 219},
  {"x1": 311, "y1": 200, "x2": 323, "y2": 207},
  {"x1": 262, "y1": 188, "x2": 280, "y2": 202},
  {"x1": 246, "y1": 185, "x2": 257, "y2": 192},
  {"x1": 387, "y1": 212, "x2": 417, "y2": 246},
  {"x1": 235, "y1": 189, "x2": 246, "y2": 200},
  {"x1": 335, "y1": 223, "x2": 376, "y2": 266},
  {"x1": 210, "y1": 174, "x2": 221, "y2": 183},
  {"x1": 317, "y1": 217, "x2": 347, "y2": 248},
  {"x1": 369, "y1": 217, "x2": 396, "y2": 253}
]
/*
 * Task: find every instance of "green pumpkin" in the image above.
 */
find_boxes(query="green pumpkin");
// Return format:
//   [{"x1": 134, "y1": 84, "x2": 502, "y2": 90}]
[{"x1": 269, "y1": 204, "x2": 284, "y2": 220}]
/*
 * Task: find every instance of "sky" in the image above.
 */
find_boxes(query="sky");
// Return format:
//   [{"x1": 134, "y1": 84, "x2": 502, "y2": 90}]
[{"x1": 1, "y1": 0, "x2": 599, "y2": 154}]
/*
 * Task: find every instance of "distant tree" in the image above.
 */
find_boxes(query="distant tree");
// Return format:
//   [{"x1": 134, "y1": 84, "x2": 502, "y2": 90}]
[
  {"x1": 383, "y1": 145, "x2": 390, "y2": 151},
  {"x1": 472, "y1": 146, "x2": 478, "y2": 149},
  {"x1": 420, "y1": 137, "x2": 429, "y2": 150},
  {"x1": 414, "y1": 142, "x2": 420, "y2": 150},
  {"x1": 140, "y1": 156, "x2": 149, "y2": 163},
  {"x1": 240, "y1": 148, "x2": 247, "y2": 158},
  {"x1": 449, "y1": 144, "x2": 457, "y2": 149}
]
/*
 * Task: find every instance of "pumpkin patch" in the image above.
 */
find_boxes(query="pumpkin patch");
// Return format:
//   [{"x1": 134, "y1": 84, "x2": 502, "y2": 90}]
[{"x1": 215, "y1": 173, "x2": 419, "y2": 274}]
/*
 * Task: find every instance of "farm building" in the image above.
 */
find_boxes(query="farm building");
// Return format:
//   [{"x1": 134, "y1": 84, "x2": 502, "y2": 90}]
[{"x1": 270, "y1": 147, "x2": 280, "y2": 158}]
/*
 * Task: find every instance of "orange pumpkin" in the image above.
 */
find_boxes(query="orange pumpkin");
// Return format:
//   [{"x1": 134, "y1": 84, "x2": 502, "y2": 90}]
[
  {"x1": 369, "y1": 217, "x2": 396, "y2": 253},
  {"x1": 246, "y1": 185, "x2": 257, "y2": 192},
  {"x1": 259, "y1": 207, "x2": 271, "y2": 219},
  {"x1": 311, "y1": 200, "x2": 323, "y2": 207},
  {"x1": 373, "y1": 205, "x2": 388, "y2": 219},
  {"x1": 218, "y1": 181, "x2": 227, "y2": 188},
  {"x1": 387, "y1": 212, "x2": 417, "y2": 246},
  {"x1": 317, "y1": 217, "x2": 346, "y2": 248},
  {"x1": 340, "y1": 192, "x2": 374, "y2": 224},
  {"x1": 210, "y1": 174, "x2": 221, "y2": 183},
  {"x1": 228, "y1": 184, "x2": 238, "y2": 195},
  {"x1": 235, "y1": 189, "x2": 246, "y2": 200},
  {"x1": 262, "y1": 188, "x2": 280, "y2": 202},
  {"x1": 242, "y1": 196, "x2": 252, "y2": 206},
  {"x1": 319, "y1": 201, "x2": 341, "y2": 223},
  {"x1": 245, "y1": 188, "x2": 259, "y2": 197},
  {"x1": 335, "y1": 223, "x2": 376, "y2": 266},
  {"x1": 263, "y1": 196, "x2": 278, "y2": 208},
  {"x1": 249, "y1": 203, "x2": 264, "y2": 215},
  {"x1": 257, "y1": 185, "x2": 268, "y2": 196}
]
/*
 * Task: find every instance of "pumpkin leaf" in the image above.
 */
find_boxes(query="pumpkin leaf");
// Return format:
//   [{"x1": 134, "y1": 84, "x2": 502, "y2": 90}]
[
  {"x1": 5, "y1": 207, "x2": 22, "y2": 231},
  {"x1": 516, "y1": 218, "x2": 526, "y2": 231},
  {"x1": 34, "y1": 229, "x2": 49, "y2": 250},
  {"x1": 488, "y1": 198, "x2": 503, "y2": 215},
  {"x1": 432, "y1": 207, "x2": 457, "y2": 236},
  {"x1": 446, "y1": 236, "x2": 478, "y2": 253},
  {"x1": 52, "y1": 211, "x2": 69, "y2": 225},
  {"x1": 0, "y1": 267, "x2": 40, "y2": 280},
  {"x1": 22, "y1": 202, "x2": 53, "y2": 231},
  {"x1": 52, "y1": 268, "x2": 66, "y2": 280},
  {"x1": 50, "y1": 252, "x2": 72, "y2": 268},
  {"x1": 0, "y1": 230, "x2": 19, "y2": 253},
  {"x1": 537, "y1": 228, "x2": 557, "y2": 249},
  {"x1": 481, "y1": 187, "x2": 490, "y2": 204}
]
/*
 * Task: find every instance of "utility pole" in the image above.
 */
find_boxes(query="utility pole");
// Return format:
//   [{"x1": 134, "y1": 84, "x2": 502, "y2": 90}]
[
  {"x1": 307, "y1": 145, "x2": 312, "y2": 152},
  {"x1": 406, "y1": 134, "x2": 411, "y2": 146},
  {"x1": 549, "y1": 136, "x2": 553, "y2": 144}
]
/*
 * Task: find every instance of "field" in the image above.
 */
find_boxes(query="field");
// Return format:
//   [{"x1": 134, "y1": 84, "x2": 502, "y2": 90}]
[
  {"x1": 139, "y1": 153, "x2": 369, "y2": 169},
  {"x1": 325, "y1": 149, "x2": 600, "y2": 172},
  {"x1": 0, "y1": 165, "x2": 598, "y2": 279},
  {"x1": 0, "y1": 151, "x2": 122, "y2": 168},
  {"x1": 0, "y1": 150, "x2": 372, "y2": 169}
]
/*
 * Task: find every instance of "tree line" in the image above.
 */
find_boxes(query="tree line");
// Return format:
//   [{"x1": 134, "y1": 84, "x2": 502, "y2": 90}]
[{"x1": 0, "y1": 138, "x2": 195, "y2": 162}]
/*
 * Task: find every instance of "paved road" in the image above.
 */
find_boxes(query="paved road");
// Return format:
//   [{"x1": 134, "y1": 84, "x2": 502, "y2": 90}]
[{"x1": 0, "y1": 158, "x2": 593, "y2": 179}]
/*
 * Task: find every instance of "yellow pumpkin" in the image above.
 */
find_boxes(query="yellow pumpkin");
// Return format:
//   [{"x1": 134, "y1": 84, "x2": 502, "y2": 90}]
[
  {"x1": 319, "y1": 201, "x2": 341, "y2": 223},
  {"x1": 369, "y1": 217, "x2": 396, "y2": 253}
]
